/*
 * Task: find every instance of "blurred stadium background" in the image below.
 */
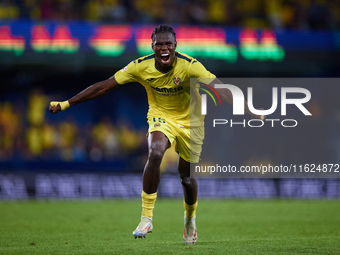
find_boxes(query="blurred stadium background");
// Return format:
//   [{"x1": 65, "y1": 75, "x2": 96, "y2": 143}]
[{"x1": 1, "y1": 0, "x2": 340, "y2": 200}]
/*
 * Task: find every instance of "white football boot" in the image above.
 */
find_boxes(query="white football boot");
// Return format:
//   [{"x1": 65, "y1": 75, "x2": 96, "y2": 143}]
[
  {"x1": 132, "y1": 216, "x2": 153, "y2": 238},
  {"x1": 183, "y1": 212, "x2": 197, "y2": 244}
]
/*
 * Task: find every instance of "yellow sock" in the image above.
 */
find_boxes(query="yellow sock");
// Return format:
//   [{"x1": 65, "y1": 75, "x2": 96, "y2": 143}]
[
  {"x1": 184, "y1": 200, "x2": 198, "y2": 219},
  {"x1": 141, "y1": 191, "x2": 157, "y2": 218}
]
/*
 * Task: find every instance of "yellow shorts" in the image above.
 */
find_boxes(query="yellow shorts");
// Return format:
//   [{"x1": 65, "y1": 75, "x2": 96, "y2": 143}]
[{"x1": 147, "y1": 117, "x2": 204, "y2": 163}]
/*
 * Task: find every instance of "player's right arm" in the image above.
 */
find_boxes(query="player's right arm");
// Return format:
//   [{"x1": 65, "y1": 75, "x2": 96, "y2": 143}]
[
  {"x1": 49, "y1": 76, "x2": 120, "y2": 114},
  {"x1": 49, "y1": 58, "x2": 140, "y2": 114}
]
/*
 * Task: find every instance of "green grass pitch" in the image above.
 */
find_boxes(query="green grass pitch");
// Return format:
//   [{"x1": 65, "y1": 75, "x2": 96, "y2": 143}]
[{"x1": 1, "y1": 199, "x2": 340, "y2": 254}]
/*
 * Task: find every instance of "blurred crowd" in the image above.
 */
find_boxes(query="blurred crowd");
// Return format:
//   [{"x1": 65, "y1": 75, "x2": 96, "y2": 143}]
[
  {"x1": 0, "y1": 0, "x2": 339, "y2": 30},
  {"x1": 0, "y1": 88, "x2": 179, "y2": 172},
  {"x1": 0, "y1": 88, "x2": 147, "y2": 162}
]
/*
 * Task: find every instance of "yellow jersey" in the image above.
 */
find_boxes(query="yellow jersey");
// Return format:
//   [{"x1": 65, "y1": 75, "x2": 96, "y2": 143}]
[{"x1": 114, "y1": 51, "x2": 216, "y2": 127}]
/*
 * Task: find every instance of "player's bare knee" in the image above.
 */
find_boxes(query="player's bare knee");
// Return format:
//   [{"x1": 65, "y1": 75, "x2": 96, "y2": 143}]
[
  {"x1": 180, "y1": 175, "x2": 191, "y2": 188},
  {"x1": 147, "y1": 149, "x2": 164, "y2": 167}
]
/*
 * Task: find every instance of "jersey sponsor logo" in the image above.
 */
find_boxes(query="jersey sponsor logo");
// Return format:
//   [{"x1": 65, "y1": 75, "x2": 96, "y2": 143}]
[
  {"x1": 173, "y1": 76, "x2": 182, "y2": 85},
  {"x1": 154, "y1": 123, "x2": 161, "y2": 127},
  {"x1": 151, "y1": 86, "x2": 183, "y2": 93}
]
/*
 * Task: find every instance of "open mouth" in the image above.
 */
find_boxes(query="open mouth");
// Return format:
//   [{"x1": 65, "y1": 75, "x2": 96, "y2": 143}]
[{"x1": 160, "y1": 53, "x2": 170, "y2": 64}]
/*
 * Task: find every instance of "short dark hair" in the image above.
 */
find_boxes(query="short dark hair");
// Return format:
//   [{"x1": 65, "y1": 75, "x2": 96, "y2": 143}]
[{"x1": 151, "y1": 24, "x2": 176, "y2": 41}]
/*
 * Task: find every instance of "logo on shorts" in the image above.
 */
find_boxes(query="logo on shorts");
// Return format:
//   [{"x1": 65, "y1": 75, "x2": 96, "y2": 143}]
[
  {"x1": 154, "y1": 123, "x2": 161, "y2": 127},
  {"x1": 173, "y1": 77, "x2": 182, "y2": 85}
]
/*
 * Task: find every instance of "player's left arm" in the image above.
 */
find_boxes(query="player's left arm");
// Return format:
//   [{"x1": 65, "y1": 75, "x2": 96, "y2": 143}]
[
  {"x1": 189, "y1": 60, "x2": 263, "y2": 120},
  {"x1": 210, "y1": 78, "x2": 264, "y2": 120}
]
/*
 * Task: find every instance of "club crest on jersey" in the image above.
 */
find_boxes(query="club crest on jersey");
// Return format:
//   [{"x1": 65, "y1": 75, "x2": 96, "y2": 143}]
[
  {"x1": 121, "y1": 66, "x2": 127, "y2": 72},
  {"x1": 154, "y1": 123, "x2": 161, "y2": 127},
  {"x1": 173, "y1": 77, "x2": 182, "y2": 85}
]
